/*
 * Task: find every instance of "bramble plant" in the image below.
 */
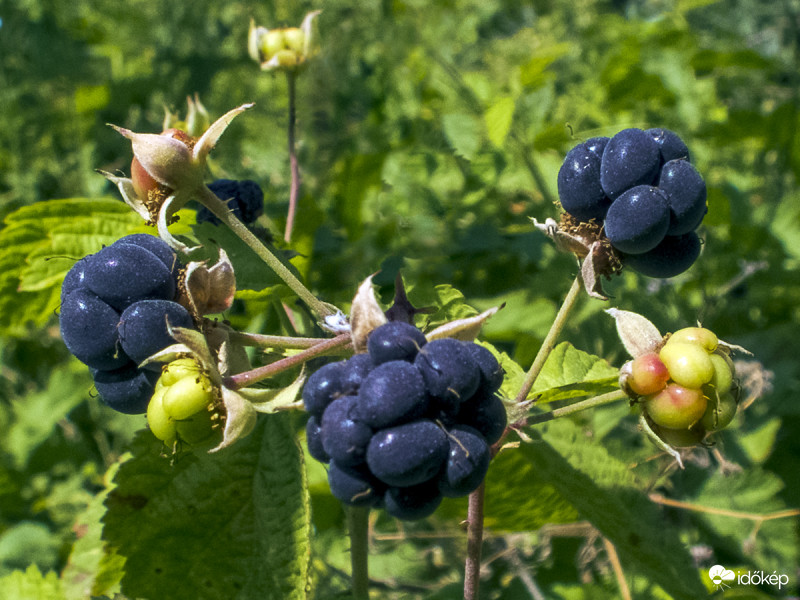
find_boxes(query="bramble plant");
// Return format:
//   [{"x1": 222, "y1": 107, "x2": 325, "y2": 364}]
[{"x1": 2, "y1": 3, "x2": 799, "y2": 600}]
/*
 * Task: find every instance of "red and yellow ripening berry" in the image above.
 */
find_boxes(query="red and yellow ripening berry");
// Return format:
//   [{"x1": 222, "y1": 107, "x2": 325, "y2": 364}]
[
  {"x1": 643, "y1": 383, "x2": 708, "y2": 430},
  {"x1": 628, "y1": 352, "x2": 670, "y2": 396}
]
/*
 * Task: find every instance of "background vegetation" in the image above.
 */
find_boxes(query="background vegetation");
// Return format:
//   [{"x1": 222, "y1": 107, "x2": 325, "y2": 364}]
[{"x1": 0, "y1": 0, "x2": 798, "y2": 598}]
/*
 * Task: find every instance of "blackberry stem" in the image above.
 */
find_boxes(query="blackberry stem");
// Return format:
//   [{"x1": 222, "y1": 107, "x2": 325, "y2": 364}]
[
  {"x1": 515, "y1": 274, "x2": 583, "y2": 403},
  {"x1": 464, "y1": 481, "x2": 486, "y2": 600},
  {"x1": 347, "y1": 506, "x2": 370, "y2": 599},
  {"x1": 195, "y1": 185, "x2": 337, "y2": 319},
  {"x1": 222, "y1": 333, "x2": 352, "y2": 390},
  {"x1": 285, "y1": 71, "x2": 300, "y2": 243},
  {"x1": 526, "y1": 389, "x2": 628, "y2": 425}
]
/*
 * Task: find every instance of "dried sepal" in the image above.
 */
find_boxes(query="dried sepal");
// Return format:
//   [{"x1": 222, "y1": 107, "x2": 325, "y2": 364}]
[
  {"x1": 98, "y1": 171, "x2": 152, "y2": 221},
  {"x1": 605, "y1": 308, "x2": 663, "y2": 358},
  {"x1": 211, "y1": 386, "x2": 257, "y2": 453},
  {"x1": 193, "y1": 103, "x2": 254, "y2": 165},
  {"x1": 426, "y1": 305, "x2": 502, "y2": 342},
  {"x1": 138, "y1": 343, "x2": 194, "y2": 370},
  {"x1": 183, "y1": 248, "x2": 236, "y2": 317},
  {"x1": 532, "y1": 216, "x2": 620, "y2": 300},
  {"x1": 639, "y1": 413, "x2": 684, "y2": 469},
  {"x1": 166, "y1": 324, "x2": 221, "y2": 384},
  {"x1": 349, "y1": 275, "x2": 387, "y2": 353}
]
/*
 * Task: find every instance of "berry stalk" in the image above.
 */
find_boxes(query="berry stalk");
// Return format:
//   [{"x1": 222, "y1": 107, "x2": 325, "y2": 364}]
[
  {"x1": 223, "y1": 332, "x2": 352, "y2": 390},
  {"x1": 463, "y1": 481, "x2": 486, "y2": 600},
  {"x1": 195, "y1": 185, "x2": 336, "y2": 319},
  {"x1": 285, "y1": 70, "x2": 300, "y2": 243},
  {"x1": 515, "y1": 275, "x2": 583, "y2": 403},
  {"x1": 347, "y1": 506, "x2": 371, "y2": 600},
  {"x1": 526, "y1": 389, "x2": 629, "y2": 425}
]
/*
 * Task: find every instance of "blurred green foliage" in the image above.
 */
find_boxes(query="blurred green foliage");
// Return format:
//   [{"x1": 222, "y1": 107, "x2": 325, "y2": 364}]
[{"x1": 1, "y1": 0, "x2": 799, "y2": 597}]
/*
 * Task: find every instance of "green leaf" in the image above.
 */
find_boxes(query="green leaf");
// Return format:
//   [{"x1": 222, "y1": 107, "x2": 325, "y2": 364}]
[
  {"x1": 691, "y1": 468, "x2": 799, "y2": 573},
  {"x1": 103, "y1": 414, "x2": 310, "y2": 600},
  {"x1": 61, "y1": 487, "x2": 123, "y2": 599},
  {"x1": 0, "y1": 565, "x2": 65, "y2": 600},
  {"x1": 439, "y1": 448, "x2": 578, "y2": 531},
  {"x1": 518, "y1": 418, "x2": 707, "y2": 600},
  {"x1": 0, "y1": 522, "x2": 61, "y2": 577},
  {"x1": 0, "y1": 198, "x2": 143, "y2": 335},
  {"x1": 2, "y1": 365, "x2": 91, "y2": 469},
  {"x1": 484, "y1": 96, "x2": 515, "y2": 148},
  {"x1": 191, "y1": 222, "x2": 303, "y2": 294},
  {"x1": 531, "y1": 342, "x2": 620, "y2": 403},
  {"x1": 442, "y1": 112, "x2": 483, "y2": 160}
]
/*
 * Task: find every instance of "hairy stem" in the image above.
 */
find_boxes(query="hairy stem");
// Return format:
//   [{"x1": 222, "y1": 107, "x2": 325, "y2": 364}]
[
  {"x1": 347, "y1": 506, "x2": 370, "y2": 600},
  {"x1": 196, "y1": 185, "x2": 335, "y2": 318},
  {"x1": 227, "y1": 331, "x2": 342, "y2": 350},
  {"x1": 223, "y1": 332, "x2": 351, "y2": 390},
  {"x1": 515, "y1": 275, "x2": 583, "y2": 403},
  {"x1": 285, "y1": 71, "x2": 300, "y2": 243},
  {"x1": 526, "y1": 389, "x2": 629, "y2": 425},
  {"x1": 464, "y1": 481, "x2": 486, "y2": 600}
]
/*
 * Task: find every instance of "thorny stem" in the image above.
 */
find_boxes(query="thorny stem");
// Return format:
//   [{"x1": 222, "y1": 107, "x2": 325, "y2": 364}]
[
  {"x1": 464, "y1": 481, "x2": 486, "y2": 600},
  {"x1": 526, "y1": 389, "x2": 629, "y2": 425},
  {"x1": 285, "y1": 71, "x2": 300, "y2": 243},
  {"x1": 196, "y1": 185, "x2": 335, "y2": 319},
  {"x1": 347, "y1": 506, "x2": 371, "y2": 600},
  {"x1": 223, "y1": 332, "x2": 351, "y2": 390},
  {"x1": 515, "y1": 275, "x2": 583, "y2": 404}
]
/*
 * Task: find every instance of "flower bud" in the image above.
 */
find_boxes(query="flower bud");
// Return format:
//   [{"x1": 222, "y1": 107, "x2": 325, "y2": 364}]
[{"x1": 248, "y1": 11, "x2": 321, "y2": 72}]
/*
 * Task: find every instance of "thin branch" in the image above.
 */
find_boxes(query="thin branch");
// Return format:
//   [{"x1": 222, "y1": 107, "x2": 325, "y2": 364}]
[
  {"x1": 285, "y1": 71, "x2": 300, "y2": 243},
  {"x1": 464, "y1": 481, "x2": 486, "y2": 600},
  {"x1": 226, "y1": 331, "x2": 341, "y2": 349},
  {"x1": 602, "y1": 538, "x2": 632, "y2": 600},
  {"x1": 515, "y1": 275, "x2": 584, "y2": 403},
  {"x1": 648, "y1": 494, "x2": 800, "y2": 522},
  {"x1": 196, "y1": 185, "x2": 336, "y2": 319},
  {"x1": 223, "y1": 333, "x2": 352, "y2": 389},
  {"x1": 347, "y1": 506, "x2": 371, "y2": 600},
  {"x1": 526, "y1": 389, "x2": 629, "y2": 425}
]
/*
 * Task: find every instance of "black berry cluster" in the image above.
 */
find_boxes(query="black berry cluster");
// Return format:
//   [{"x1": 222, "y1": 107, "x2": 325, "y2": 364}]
[
  {"x1": 197, "y1": 179, "x2": 264, "y2": 225},
  {"x1": 303, "y1": 321, "x2": 507, "y2": 521},
  {"x1": 557, "y1": 128, "x2": 707, "y2": 278},
  {"x1": 59, "y1": 234, "x2": 194, "y2": 414}
]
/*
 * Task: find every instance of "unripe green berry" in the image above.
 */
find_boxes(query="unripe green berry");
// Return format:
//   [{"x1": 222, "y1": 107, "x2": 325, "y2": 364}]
[
  {"x1": 162, "y1": 373, "x2": 214, "y2": 420},
  {"x1": 653, "y1": 423, "x2": 706, "y2": 448},
  {"x1": 708, "y1": 352, "x2": 734, "y2": 395},
  {"x1": 147, "y1": 386, "x2": 177, "y2": 444},
  {"x1": 159, "y1": 358, "x2": 203, "y2": 387},
  {"x1": 284, "y1": 27, "x2": 305, "y2": 53},
  {"x1": 700, "y1": 391, "x2": 737, "y2": 432},
  {"x1": 644, "y1": 383, "x2": 707, "y2": 430},
  {"x1": 666, "y1": 327, "x2": 718, "y2": 353},
  {"x1": 175, "y1": 410, "x2": 216, "y2": 445},
  {"x1": 263, "y1": 30, "x2": 285, "y2": 57},
  {"x1": 659, "y1": 342, "x2": 714, "y2": 389}
]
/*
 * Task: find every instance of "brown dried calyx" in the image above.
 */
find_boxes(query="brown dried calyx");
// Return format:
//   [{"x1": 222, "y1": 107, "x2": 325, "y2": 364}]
[{"x1": 532, "y1": 212, "x2": 623, "y2": 300}]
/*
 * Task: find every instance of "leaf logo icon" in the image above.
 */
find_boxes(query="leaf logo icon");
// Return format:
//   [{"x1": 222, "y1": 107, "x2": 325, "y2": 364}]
[{"x1": 709, "y1": 564, "x2": 736, "y2": 585}]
